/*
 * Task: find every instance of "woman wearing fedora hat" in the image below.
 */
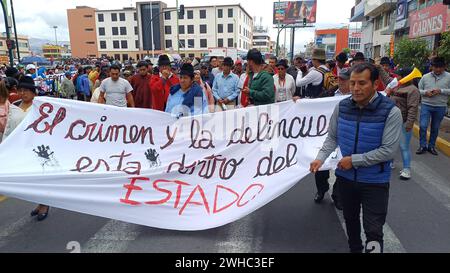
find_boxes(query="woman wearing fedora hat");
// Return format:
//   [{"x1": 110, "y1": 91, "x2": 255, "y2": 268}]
[{"x1": 2, "y1": 76, "x2": 50, "y2": 221}]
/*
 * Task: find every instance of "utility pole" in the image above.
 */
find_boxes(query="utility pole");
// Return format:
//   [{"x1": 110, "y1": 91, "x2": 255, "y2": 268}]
[
  {"x1": 176, "y1": 0, "x2": 180, "y2": 54},
  {"x1": 10, "y1": 0, "x2": 19, "y2": 60},
  {"x1": 1, "y1": 0, "x2": 14, "y2": 67},
  {"x1": 150, "y1": 1, "x2": 155, "y2": 58}
]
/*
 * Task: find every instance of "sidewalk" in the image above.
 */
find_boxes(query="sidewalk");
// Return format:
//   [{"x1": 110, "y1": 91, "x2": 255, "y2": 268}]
[{"x1": 413, "y1": 116, "x2": 450, "y2": 157}]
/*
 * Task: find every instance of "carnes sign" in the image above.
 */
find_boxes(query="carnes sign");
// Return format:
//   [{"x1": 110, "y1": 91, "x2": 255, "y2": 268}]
[{"x1": 409, "y1": 3, "x2": 448, "y2": 39}]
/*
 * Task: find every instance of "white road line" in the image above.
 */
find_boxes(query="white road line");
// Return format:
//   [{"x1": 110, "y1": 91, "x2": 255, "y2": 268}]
[
  {"x1": 0, "y1": 215, "x2": 34, "y2": 250},
  {"x1": 215, "y1": 213, "x2": 263, "y2": 253},
  {"x1": 330, "y1": 172, "x2": 406, "y2": 253},
  {"x1": 410, "y1": 161, "x2": 450, "y2": 211},
  {"x1": 82, "y1": 220, "x2": 141, "y2": 253}
]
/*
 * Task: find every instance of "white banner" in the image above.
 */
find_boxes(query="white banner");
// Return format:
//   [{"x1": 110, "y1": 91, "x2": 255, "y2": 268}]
[{"x1": 0, "y1": 97, "x2": 343, "y2": 231}]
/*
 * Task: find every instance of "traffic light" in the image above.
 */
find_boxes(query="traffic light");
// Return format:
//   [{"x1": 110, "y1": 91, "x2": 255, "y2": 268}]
[
  {"x1": 6, "y1": 39, "x2": 15, "y2": 50},
  {"x1": 303, "y1": 18, "x2": 307, "y2": 26},
  {"x1": 179, "y1": 4, "x2": 185, "y2": 17}
]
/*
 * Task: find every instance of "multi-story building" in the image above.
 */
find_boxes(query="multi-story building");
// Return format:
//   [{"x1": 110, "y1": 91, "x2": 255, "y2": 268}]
[
  {"x1": 67, "y1": 6, "x2": 99, "y2": 58},
  {"x1": 95, "y1": 7, "x2": 140, "y2": 61},
  {"x1": 315, "y1": 28, "x2": 349, "y2": 59},
  {"x1": 396, "y1": 0, "x2": 450, "y2": 50},
  {"x1": 252, "y1": 31, "x2": 272, "y2": 54},
  {"x1": 351, "y1": 0, "x2": 374, "y2": 58},
  {"x1": 349, "y1": 30, "x2": 363, "y2": 55},
  {"x1": 67, "y1": 2, "x2": 254, "y2": 60},
  {"x1": 136, "y1": 1, "x2": 166, "y2": 60},
  {"x1": 42, "y1": 44, "x2": 70, "y2": 60},
  {"x1": 0, "y1": 34, "x2": 31, "y2": 63},
  {"x1": 162, "y1": 4, "x2": 253, "y2": 58}
]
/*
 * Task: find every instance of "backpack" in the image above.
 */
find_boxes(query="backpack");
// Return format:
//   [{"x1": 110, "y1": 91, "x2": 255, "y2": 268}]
[{"x1": 316, "y1": 67, "x2": 339, "y2": 97}]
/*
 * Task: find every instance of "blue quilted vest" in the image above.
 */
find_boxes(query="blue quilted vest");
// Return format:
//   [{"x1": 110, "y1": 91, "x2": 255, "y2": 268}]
[{"x1": 336, "y1": 94, "x2": 395, "y2": 184}]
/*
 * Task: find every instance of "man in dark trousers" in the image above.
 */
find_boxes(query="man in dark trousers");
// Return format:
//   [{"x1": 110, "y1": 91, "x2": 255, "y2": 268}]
[{"x1": 310, "y1": 63, "x2": 403, "y2": 253}]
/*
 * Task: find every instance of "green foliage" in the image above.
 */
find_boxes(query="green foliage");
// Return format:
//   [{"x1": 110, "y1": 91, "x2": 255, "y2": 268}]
[
  {"x1": 393, "y1": 37, "x2": 431, "y2": 73},
  {"x1": 342, "y1": 48, "x2": 351, "y2": 55},
  {"x1": 437, "y1": 32, "x2": 450, "y2": 66}
]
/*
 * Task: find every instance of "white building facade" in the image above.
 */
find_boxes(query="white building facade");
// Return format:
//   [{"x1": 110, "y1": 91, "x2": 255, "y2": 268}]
[
  {"x1": 95, "y1": 7, "x2": 140, "y2": 61},
  {"x1": 162, "y1": 4, "x2": 253, "y2": 58}
]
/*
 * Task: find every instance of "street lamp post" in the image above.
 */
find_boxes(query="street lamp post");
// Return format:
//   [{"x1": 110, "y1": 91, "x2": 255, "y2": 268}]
[
  {"x1": 53, "y1": 26, "x2": 58, "y2": 45},
  {"x1": 10, "y1": 0, "x2": 20, "y2": 60}
]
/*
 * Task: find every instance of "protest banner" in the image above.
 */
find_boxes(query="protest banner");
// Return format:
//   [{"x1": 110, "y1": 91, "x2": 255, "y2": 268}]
[{"x1": 0, "y1": 97, "x2": 342, "y2": 231}]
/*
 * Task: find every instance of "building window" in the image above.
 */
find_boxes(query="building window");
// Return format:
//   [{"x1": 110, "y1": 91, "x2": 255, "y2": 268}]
[
  {"x1": 189, "y1": 53, "x2": 195, "y2": 58},
  {"x1": 228, "y1": 8, "x2": 233, "y2": 18},
  {"x1": 121, "y1": 40, "x2": 128, "y2": 49},
  {"x1": 218, "y1": 38, "x2": 223, "y2": 47},
  {"x1": 111, "y1": 13, "x2": 118, "y2": 22},
  {"x1": 98, "y1": 14, "x2": 104, "y2": 22},
  {"x1": 200, "y1": 10, "x2": 206, "y2": 19},
  {"x1": 228, "y1": 23, "x2": 233, "y2": 33},
  {"x1": 165, "y1": 26, "x2": 172, "y2": 35},
  {"x1": 119, "y1": 13, "x2": 126, "y2": 21},
  {"x1": 218, "y1": 24, "x2": 223, "y2": 33},
  {"x1": 135, "y1": 26, "x2": 139, "y2": 35},
  {"x1": 165, "y1": 11, "x2": 171, "y2": 20},
  {"x1": 134, "y1": 12, "x2": 137, "y2": 21},
  {"x1": 98, "y1": 27, "x2": 105, "y2": 36},
  {"x1": 188, "y1": 25, "x2": 194, "y2": 34},
  {"x1": 166, "y1": 40, "x2": 173, "y2": 49},
  {"x1": 84, "y1": 15, "x2": 93, "y2": 18},
  {"x1": 86, "y1": 41, "x2": 95, "y2": 45},
  {"x1": 113, "y1": 41, "x2": 120, "y2": 49},
  {"x1": 228, "y1": 38, "x2": 233, "y2": 47},
  {"x1": 114, "y1": 54, "x2": 120, "y2": 60},
  {"x1": 179, "y1": 39, "x2": 186, "y2": 48},
  {"x1": 112, "y1": 27, "x2": 119, "y2": 35},
  {"x1": 187, "y1": 10, "x2": 194, "y2": 19},
  {"x1": 85, "y1": 28, "x2": 94, "y2": 32},
  {"x1": 100, "y1": 41, "x2": 107, "y2": 49},
  {"x1": 123, "y1": 54, "x2": 129, "y2": 61},
  {"x1": 179, "y1": 25, "x2": 185, "y2": 34},
  {"x1": 188, "y1": 39, "x2": 195, "y2": 48},
  {"x1": 218, "y1": 9, "x2": 223, "y2": 18},
  {"x1": 179, "y1": 11, "x2": 184, "y2": 19},
  {"x1": 200, "y1": 39, "x2": 207, "y2": 48},
  {"x1": 200, "y1": 25, "x2": 207, "y2": 34},
  {"x1": 136, "y1": 40, "x2": 139, "y2": 49},
  {"x1": 120, "y1": 27, "x2": 127, "y2": 35},
  {"x1": 384, "y1": 11, "x2": 391, "y2": 28}
]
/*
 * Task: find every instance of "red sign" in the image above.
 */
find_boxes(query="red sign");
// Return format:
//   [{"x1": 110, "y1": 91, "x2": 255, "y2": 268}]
[{"x1": 409, "y1": 4, "x2": 448, "y2": 38}]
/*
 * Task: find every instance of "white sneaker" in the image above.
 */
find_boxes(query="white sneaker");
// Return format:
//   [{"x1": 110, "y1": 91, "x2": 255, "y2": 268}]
[{"x1": 400, "y1": 169, "x2": 411, "y2": 180}]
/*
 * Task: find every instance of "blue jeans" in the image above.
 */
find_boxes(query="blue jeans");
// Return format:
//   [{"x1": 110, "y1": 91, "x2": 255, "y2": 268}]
[
  {"x1": 399, "y1": 124, "x2": 413, "y2": 169},
  {"x1": 419, "y1": 104, "x2": 447, "y2": 149}
]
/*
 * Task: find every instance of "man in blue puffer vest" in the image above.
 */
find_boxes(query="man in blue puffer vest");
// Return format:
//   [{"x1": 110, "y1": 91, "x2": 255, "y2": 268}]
[{"x1": 310, "y1": 63, "x2": 403, "y2": 253}]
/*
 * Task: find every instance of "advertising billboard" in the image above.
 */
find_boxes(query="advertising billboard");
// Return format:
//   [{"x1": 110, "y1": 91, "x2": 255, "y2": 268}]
[
  {"x1": 273, "y1": 1, "x2": 317, "y2": 25},
  {"x1": 409, "y1": 3, "x2": 448, "y2": 39}
]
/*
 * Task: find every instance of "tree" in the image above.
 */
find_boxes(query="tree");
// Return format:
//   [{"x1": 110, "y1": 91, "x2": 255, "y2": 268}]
[
  {"x1": 437, "y1": 31, "x2": 450, "y2": 66},
  {"x1": 342, "y1": 48, "x2": 351, "y2": 55},
  {"x1": 393, "y1": 37, "x2": 431, "y2": 73}
]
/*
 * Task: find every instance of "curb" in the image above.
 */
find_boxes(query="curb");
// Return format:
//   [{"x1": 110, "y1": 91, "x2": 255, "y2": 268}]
[
  {"x1": 413, "y1": 125, "x2": 450, "y2": 157},
  {"x1": 0, "y1": 196, "x2": 7, "y2": 203}
]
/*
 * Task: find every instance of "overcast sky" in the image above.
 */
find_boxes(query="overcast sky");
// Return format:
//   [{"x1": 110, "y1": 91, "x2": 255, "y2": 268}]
[{"x1": 0, "y1": 0, "x2": 356, "y2": 52}]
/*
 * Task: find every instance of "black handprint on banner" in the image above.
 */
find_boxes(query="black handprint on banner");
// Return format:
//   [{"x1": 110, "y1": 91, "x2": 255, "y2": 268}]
[
  {"x1": 33, "y1": 145, "x2": 59, "y2": 171},
  {"x1": 145, "y1": 148, "x2": 161, "y2": 168},
  {"x1": 33, "y1": 145, "x2": 54, "y2": 160}
]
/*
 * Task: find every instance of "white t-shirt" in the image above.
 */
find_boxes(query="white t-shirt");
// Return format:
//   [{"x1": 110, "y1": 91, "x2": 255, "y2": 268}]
[{"x1": 99, "y1": 78, "x2": 133, "y2": 107}]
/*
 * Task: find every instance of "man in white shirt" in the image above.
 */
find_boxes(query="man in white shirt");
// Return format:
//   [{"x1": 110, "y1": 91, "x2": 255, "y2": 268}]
[
  {"x1": 98, "y1": 64, "x2": 135, "y2": 108},
  {"x1": 296, "y1": 48, "x2": 329, "y2": 99}
]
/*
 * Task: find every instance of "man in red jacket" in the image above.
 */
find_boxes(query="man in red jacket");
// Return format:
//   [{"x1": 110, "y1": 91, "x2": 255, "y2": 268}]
[
  {"x1": 131, "y1": 61, "x2": 153, "y2": 109},
  {"x1": 149, "y1": 55, "x2": 180, "y2": 111}
]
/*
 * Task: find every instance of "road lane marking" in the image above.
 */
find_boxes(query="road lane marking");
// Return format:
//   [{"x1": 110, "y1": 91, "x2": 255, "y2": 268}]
[{"x1": 82, "y1": 220, "x2": 141, "y2": 253}]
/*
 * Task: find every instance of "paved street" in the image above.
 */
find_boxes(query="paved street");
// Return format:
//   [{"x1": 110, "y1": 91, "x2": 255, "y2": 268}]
[{"x1": 0, "y1": 136, "x2": 449, "y2": 253}]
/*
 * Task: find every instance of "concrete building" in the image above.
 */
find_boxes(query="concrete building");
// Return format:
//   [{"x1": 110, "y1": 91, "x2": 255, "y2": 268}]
[
  {"x1": 0, "y1": 34, "x2": 31, "y2": 63},
  {"x1": 315, "y1": 28, "x2": 349, "y2": 59},
  {"x1": 349, "y1": 30, "x2": 363, "y2": 55},
  {"x1": 42, "y1": 44, "x2": 70, "y2": 60},
  {"x1": 162, "y1": 4, "x2": 253, "y2": 58},
  {"x1": 95, "y1": 7, "x2": 140, "y2": 61},
  {"x1": 67, "y1": 6, "x2": 99, "y2": 58},
  {"x1": 136, "y1": 1, "x2": 166, "y2": 60}
]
